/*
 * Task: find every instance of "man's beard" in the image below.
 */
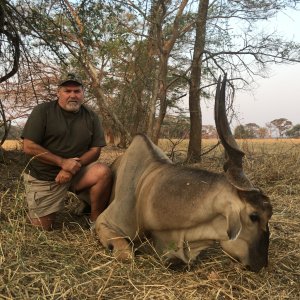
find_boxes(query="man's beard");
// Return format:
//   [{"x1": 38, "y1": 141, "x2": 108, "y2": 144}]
[{"x1": 65, "y1": 101, "x2": 81, "y2": 112}]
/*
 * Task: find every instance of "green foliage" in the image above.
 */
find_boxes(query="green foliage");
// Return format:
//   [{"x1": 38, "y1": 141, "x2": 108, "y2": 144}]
[
  {"x1": 286, "y1": 124, "x2": 300, "y2": 138},
  {"x1": 0, "y1": 125, "x2": 22, "y2": 140},
  {"x1": 234, "y1": 124, "x2": 256, "y2": 139},
  {"x1": 271, "y1": 118, "x2": 293, "y2": 137},
  {"x1": 161, "y1": 114, "x2": 190, "y2": 139}
]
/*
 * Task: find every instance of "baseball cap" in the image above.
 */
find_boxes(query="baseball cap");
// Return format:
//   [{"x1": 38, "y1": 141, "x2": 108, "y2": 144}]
[{"x1": 58, "y1": 72, "x2": 83, "y2": 86}]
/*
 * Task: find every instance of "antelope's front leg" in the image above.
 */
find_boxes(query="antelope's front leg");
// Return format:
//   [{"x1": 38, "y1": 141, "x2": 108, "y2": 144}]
[{"x1": 95, "y1": 219, "x2": 133, "y2": 261}]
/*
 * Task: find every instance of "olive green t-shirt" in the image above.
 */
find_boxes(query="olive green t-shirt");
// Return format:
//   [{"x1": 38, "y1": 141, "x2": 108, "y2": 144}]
[{"x1": 22, "y1": 101, "x2": 106, "y2": 181}]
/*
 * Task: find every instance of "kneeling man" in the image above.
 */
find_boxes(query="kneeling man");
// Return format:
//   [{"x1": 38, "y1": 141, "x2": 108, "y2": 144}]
[{"x1": 22, "y1": 72, "x2": 112, "y2": 230}]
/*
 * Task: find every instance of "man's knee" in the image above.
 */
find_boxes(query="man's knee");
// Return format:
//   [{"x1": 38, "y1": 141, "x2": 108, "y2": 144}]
[{"x1": 93, "y1": 163, "x2": 112, "y2": 182}]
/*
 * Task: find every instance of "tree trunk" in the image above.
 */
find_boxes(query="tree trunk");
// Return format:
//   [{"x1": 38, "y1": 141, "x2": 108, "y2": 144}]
[
  {"x1": 152, "y1": 55, "x2": 168, "y2": 144},
  {"x1": 146, "y1": 67, "x2": 160, "y2": 138},
  {"x1": 146, "y1": 0, "x2": 161, "y2": 140},
  {"x1": 147, "y1": 0, "x2": 190, "y2": 144},
  {"x1": 187, "y1": 0, "x2": 209, "y2": 162}
]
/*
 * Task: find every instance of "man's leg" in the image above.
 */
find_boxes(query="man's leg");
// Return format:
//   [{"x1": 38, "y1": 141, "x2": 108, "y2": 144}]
[
  {"x1": 72, "y1": 162, "x2": 112, "y2": 222},
  {"x1": 23, "y1": 173, "x2": 69, "y2": 230},
  {"x1": 30, "y1": 213, "x2": 56, "y2": 231}
]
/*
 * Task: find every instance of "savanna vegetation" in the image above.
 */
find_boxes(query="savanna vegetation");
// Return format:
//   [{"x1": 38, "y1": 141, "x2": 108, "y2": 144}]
[
  {"x1": 1, "y1": 0, "x2": 300, "y2": 299},
  {"x1": 1, "y1": 138, "x2": 299, "y2": 299}
]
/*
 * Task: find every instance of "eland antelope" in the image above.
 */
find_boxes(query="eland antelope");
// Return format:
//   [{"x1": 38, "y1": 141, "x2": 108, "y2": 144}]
[{"x1": 95, "y1": 76, "x2": 273, "y2": 272}]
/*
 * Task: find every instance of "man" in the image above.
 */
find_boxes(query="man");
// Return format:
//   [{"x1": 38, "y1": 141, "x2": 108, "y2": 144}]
[{"x1": 22, "y1": 72, "x2": 112, "y2": 230}]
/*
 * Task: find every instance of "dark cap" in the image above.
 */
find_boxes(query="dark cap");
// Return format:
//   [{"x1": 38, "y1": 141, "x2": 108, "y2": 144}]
[{"x1": 58, "y1": 72, "x2": 83, "y2": 86}]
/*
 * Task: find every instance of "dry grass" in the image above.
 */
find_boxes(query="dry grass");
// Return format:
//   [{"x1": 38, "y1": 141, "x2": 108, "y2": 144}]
[
  {"x1": 1, "y1": 140, "x2": 23, "y2": 151},
  {"x1": 0, "y1": 139, "x2": 299, "y2": 299}
]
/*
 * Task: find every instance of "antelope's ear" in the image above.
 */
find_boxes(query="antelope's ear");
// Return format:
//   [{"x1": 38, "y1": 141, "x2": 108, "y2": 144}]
[{"x1": 226, "y1": 210, "x2": 242, "y2": 240}]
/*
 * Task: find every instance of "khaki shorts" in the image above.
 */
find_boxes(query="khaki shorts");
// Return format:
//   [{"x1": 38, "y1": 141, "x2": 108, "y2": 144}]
[{"x1": 23, "y1": 171, "x2": 90, "y2": 218}]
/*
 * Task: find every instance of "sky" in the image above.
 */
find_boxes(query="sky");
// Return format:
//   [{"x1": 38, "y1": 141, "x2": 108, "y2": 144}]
[{"x1": 201, "y1": 8, "x2": 300, "y2": 127}]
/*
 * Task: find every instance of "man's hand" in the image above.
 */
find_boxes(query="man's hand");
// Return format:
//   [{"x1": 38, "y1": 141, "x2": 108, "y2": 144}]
[
  {"x1": 60, "y1": 158, "x2": 82, "y2": 175},
  {"x1": 55, "y1": 170, "x2": 73, "y2": 184}
]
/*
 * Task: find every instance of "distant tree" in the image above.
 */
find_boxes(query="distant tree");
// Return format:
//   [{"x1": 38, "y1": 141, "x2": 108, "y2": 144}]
[
  {"x1": 270, "y1": 118, "x2": 293, "y2": 137},
  {"x1": 0, "y1": 124, "x2": 22, "y2": 139},
  {"x1": 257, "y1": 127, "x2": 269, "y2": 139},
  {"x1": 234, "y1": 125, "x2": 247, "y2": 138},
  {"x1": 161, "y1": 114, "x2": 190, "y2": 139},
  {"x1": 234, "y1": 123, "x2": 260, "y2": 139},
  {"x1": 286, "y1": 124, "x2": 300, "y2": 138},
  {"x1": 265, "y1": 122, "x2": 277, "y2": 138},
  {"x1": 202, "y1": 125, "x2": 217, "y2": 139},
  {"x1": 234, "y1": 123, "x2": 268, "y2": 139},
  {"x1": 244, "y1": 123, "x2": 260, "y2": 138}
]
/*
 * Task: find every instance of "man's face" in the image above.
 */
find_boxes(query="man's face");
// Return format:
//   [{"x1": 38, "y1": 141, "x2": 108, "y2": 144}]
[{"x1": 57, "y1": 83, "x2": 84, "y2": 112}]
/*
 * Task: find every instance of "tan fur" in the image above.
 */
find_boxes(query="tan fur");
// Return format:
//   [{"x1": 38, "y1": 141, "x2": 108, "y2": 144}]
[{"x1": 95, "y1": 134, "x2": 272, "y2": 271}]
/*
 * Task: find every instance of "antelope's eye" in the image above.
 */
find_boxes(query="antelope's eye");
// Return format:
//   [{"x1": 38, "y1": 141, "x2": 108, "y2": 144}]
[{"x1": 249, "y1": 212, "x2": 260, "y2": 223}]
